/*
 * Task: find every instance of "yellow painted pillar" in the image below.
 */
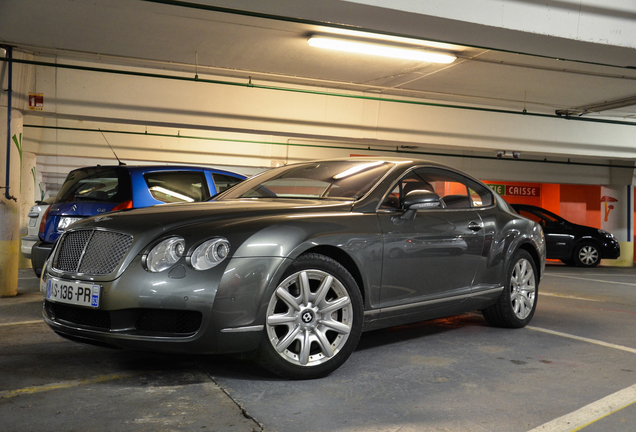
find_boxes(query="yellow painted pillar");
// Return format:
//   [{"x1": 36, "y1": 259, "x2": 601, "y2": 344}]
[{"x1": 0, "y1": 108, "x2": 23, "y2": 297}]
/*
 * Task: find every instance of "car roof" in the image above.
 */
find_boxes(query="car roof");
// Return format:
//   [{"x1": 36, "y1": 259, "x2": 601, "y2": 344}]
[{"x1": 68, "y1": 164, "x2": 245, "y2": 177}]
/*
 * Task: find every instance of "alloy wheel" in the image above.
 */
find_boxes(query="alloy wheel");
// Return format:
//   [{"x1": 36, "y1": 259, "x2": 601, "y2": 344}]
[
  {"x1": 265, "y1": 269, "x2": 353, "y2": 367},
  {"x1": 578, "y1": 245, "x2": 599, "y2": 266},
  {"x1": 510, "y1": 258, "x2": 536, "y2": 320}
]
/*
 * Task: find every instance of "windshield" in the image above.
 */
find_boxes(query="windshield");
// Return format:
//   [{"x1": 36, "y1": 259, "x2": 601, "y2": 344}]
[
  {"x1": 216, "y1": 160, "x2": 395, "y2": 200},
  {"x1": 55, "y1": 167, "x2": 132, "y2": 204}
]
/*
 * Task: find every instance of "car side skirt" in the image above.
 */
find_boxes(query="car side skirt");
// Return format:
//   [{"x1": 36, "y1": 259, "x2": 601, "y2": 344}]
[{"x1": 362, "y1": 286, "x2": 503, "y2": 331}]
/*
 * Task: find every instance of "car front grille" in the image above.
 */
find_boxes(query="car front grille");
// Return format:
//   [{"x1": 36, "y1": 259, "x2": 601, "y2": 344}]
[
  {"x1": 136, "y1": 310, "x2": 203, "y2": 334},
  {"x1": 54, "y1": 229, "x2": 133, "y2": 275},
  {"x1": 45, "y1": 301, "x2": 202, "y2": 336},
  {"x1": 47, "y1": 301, "x2": 112, "y2": 329}
]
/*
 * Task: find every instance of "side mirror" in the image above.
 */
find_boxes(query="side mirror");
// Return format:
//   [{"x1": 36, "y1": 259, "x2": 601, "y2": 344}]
[
  {"x1": 404, "y1": 190, "x2": 443, "y2": 211},
  {"x1": 393, "y1": 190, "x2": 442, "y2": 224}
]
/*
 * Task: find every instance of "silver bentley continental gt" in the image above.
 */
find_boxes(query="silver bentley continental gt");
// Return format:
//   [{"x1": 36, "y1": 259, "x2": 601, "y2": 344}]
[{"x1": 40, "y1": 158, "x2": 546, "y2": 379}]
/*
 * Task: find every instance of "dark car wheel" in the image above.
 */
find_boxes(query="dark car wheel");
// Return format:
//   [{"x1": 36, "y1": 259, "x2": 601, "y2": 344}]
[
  {"x1": 573, "y1": 242, "x2": 600, "y2": 267},
  {"x1": 482, "y1": 249, "x2": 538, "y2": 328},
  {"x1": 257, "y1": 253, "x2": 363, "y2": 379}
]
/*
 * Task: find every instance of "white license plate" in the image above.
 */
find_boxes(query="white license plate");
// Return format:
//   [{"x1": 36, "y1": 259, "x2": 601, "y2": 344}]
[
  {"x1": 46, "y1": 278, "x2": 101, "y2": 308},
  {"x1": 28, "y1": 218, "x2": 37, "y2": 227}
]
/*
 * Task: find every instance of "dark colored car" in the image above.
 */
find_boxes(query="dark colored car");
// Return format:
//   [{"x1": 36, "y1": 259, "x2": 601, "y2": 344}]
[
  {"x1": 31, "y1": 165, "x2": 245, "y2": 276},
  {"x1": 40, "y1": 158, "x2": 545, "y2": 379},
  {"x1": 511, "y1": 204, "x2": 620, "y2": 267}
]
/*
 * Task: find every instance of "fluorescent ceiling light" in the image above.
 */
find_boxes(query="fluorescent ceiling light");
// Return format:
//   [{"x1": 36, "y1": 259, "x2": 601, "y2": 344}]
[{"x1": 308, "y1": 36, "x2": 456, "y2": 64}]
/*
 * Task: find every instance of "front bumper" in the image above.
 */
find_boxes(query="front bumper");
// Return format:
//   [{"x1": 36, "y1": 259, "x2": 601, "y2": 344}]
[
  {"x1": 602, "y1": 239, "x2": 621, "y2": 259},
  {"x1": 41, "y1": 255, "x2": 287, "y2": 355}
]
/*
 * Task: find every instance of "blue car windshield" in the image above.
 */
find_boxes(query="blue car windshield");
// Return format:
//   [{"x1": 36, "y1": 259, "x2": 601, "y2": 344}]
[{"x1": 217, "y1": 160, "x2": 395, "y2": 200}]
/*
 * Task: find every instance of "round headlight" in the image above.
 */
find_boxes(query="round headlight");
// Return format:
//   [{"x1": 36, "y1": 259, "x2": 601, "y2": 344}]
[
  {"x1": 191, "y1": 238, "x2": 231, "y2": 271},
  {"x1": 146, "y1": 237, "x2": 185, "y2": 272}
]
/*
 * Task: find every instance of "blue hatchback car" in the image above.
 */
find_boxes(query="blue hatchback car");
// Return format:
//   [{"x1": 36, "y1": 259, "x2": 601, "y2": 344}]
[{"x1": 31, "y1": 164, "x2": 246, "y2": 276}]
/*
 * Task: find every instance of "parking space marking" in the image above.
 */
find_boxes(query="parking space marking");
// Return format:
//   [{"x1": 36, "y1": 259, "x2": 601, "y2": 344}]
[
  {"x1": 540, "y1": 293, "x2": 602, "y2": 302},
  {"x1": 546, "y1": 274, "x2": 636, "y2": 287},
  {"x1": 0, "y1": 320, "x2": 44, "y2": 327},
  {"x1": 527, "y1": 326, "x2": 636, "y2": 355},
  {"x1": 526, "y1": 383, "x2": 636, "y2": 432},
  {"x1": 0, "y1": 372, "x2": 142, "y2": 399}
]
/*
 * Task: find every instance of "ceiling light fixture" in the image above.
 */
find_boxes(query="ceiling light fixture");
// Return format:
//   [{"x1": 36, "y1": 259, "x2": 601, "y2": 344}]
[{"x1": 307, "y1": 36, "x2": 456, "y2": 64}]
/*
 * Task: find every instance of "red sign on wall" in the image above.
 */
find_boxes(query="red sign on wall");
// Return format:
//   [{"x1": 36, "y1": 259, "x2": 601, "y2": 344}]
[
  {"x1": 29, "y1": 93, "x2": 43, "y2": 111},
  {"x1": 488, "y1": 184, "x2": 541, "y2": 197},
  {"x1": 506, "y1": 185, "x2": 540, "y2": 197}
]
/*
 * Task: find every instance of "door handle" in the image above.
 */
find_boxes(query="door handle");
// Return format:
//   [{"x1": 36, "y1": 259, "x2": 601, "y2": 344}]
[{"x1": 468, "y1": 221, "x2": 482, "y2": 231}]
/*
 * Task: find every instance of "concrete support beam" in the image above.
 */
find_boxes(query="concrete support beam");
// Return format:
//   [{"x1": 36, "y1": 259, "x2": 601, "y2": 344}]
[{"x1": 25, "y1": 58, "x2": 636, "y2": 168}]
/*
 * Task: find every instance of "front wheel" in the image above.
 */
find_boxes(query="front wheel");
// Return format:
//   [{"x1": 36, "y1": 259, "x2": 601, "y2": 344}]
[
  {"x1": 256, "y1": 253, "x2": 363, "y2": 379},
  {"x1": 482, "y1": 249, "x2": 538, "y2": 328},
  {"x1": 573, "y1": 242, "x2": 600, "y2": 267}
]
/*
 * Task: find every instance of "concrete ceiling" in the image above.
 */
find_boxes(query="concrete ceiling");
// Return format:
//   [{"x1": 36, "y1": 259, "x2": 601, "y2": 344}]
[{"x1": 2, "y1": 0, "x2": 636, "y2": 119}]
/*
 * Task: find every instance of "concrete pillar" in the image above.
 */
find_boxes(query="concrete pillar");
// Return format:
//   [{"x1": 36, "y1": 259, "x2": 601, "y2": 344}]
[
  {"x1": 18, "y1": 151, "x2": 37, "y2": 269},
  {"x1": 0, "y1": 108, "x2": 23, "y2": 297},
  {"x1": 600, "y1": 185, "x2": 634, "y2": 267}
]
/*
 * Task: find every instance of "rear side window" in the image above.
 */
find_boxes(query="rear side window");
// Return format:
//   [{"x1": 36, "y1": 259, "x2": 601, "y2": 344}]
[
  {"x1": 55, "y1": 167, "x2": 132, "y2": 204},
  {"x1": 144, "y1": 171, "x2": 211, "y2": 203},
  {"x1": 212, "y1": 173, "x2": 243, "y2": 194},
  {"x1": 467, "y1": 181, "x2": 493, "y2": 208}
]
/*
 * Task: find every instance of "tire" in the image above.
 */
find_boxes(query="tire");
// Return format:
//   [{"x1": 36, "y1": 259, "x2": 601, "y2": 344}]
[
  {"x1": 482, "y1": 249, "x2": 538, "y2": 328},
  {"x1": 573, "y1": 242, "x2": 600, "y2": 267},
  {"x1": 256, "y1": 253, "x2": 363, "y2": 379}
]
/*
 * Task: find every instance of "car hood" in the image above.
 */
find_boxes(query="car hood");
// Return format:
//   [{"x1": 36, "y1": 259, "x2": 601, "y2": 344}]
[
  {"x1": 70, "y1": 198, "x2": 355, "y2": 234},
  {"x1": 568, "y1": 222, "x2": 602, "y2": 236}
]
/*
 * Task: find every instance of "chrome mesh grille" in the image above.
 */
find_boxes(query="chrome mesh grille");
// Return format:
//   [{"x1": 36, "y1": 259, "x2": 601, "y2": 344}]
[{"x1": 54, "y1": 230, "x2": 133, "y2": 275}]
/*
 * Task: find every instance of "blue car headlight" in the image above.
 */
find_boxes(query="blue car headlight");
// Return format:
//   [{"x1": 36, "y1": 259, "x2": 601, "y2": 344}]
[
  {"x1": 190, "y1": 238, "x2": 230, "y2": 271},
  {"x1": 145, "y1": 237, "x2": 186, "y2": 272}
]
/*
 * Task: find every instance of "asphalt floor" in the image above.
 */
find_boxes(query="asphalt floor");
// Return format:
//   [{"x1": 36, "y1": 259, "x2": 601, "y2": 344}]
[{"x1": 2, "y1": 264, "x2": 635, "y2": 432}]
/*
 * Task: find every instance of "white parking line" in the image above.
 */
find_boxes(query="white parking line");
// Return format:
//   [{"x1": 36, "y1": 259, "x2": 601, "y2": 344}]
[
  {"x1": 546, "y1": 274, "x2": 636, "y2": 288},
  {"x1": 526, "y1": 327, "x2": 636, "y2": 431},
  {"x1": 526, "y1": 383, "x2": 636, "y2": 432},
  {"x1": 527, "y1": 326, "x2": 636, "y2": 354}
]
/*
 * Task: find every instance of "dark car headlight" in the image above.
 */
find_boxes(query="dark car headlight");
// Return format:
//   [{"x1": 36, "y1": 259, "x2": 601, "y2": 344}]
[
  {"x1": 598, "y1": 229, "x2": 615, "y2": 239},
  {"x1": 145, "y1": 237, "x2": 186, "y2": 272},
  {"x1": 190, "y1": 238, "x2": 230, "y2": 271}
]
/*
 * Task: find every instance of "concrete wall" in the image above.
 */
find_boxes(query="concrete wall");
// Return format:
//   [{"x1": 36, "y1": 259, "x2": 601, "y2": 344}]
[{"x1": 20, "y1": 54, "x2": 635, "y2": 188}]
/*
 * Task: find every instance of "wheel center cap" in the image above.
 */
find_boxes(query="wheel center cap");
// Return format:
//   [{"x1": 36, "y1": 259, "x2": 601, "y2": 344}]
[{"x1": 300, "y1": 309, "x2": 315, "y2": 324}]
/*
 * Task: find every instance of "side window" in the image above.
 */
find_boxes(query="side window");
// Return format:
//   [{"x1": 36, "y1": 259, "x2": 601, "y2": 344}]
[
  {"x1": 380, "y1": 171, "x2": 437, "y2": 210},
  {"x1": 380, "y1": 167, "x2": 493, "y2": 210},
  {"x1": 212, "y1": 174, "x2": 243, "y2": 194},
  {"x1": 144, "y1": 171, "x2": 211, "y2": 203}
]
